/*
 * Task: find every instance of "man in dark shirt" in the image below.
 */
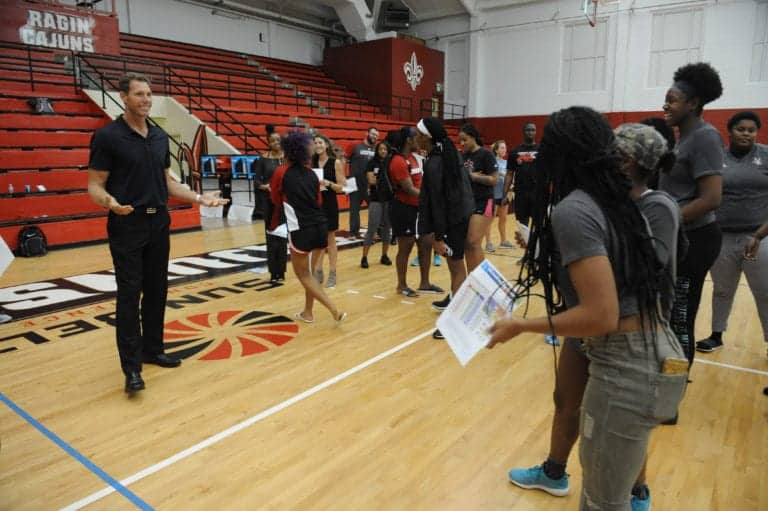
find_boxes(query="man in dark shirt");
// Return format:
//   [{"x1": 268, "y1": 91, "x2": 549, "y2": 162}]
[
  {"x1": 88, "y1": 72, "x2": 227, "y2": 394},
  {"x1": 507, "y1": 122, "x2": 539, "y2": 227},
  {"x1": 346, "y1": 127, "x2": 378, "y2": 238}
]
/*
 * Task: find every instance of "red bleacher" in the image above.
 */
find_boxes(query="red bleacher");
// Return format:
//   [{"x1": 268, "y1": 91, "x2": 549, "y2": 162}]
[
  {"x1": 0, "y1": 28, "x2": 444, "y2": 253},
  {"x1": 0, "y1": 42, "x2": 200, "y2": 252}
]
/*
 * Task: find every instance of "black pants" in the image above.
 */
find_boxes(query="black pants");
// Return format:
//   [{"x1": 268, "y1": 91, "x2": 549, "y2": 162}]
[
  {"x1": 348, "y1": 190, "x2": 365, "y2": 236},
  {"x1": 263, "y1": 199, "x2": 288, "y2": 275},
  {"x1": 514, "y1": 190, "x2": 535, "y2": 227},
  {"x1": 676, "y1": 221, "x2": 722, "y2": 364},
  {"x1": 107, "y1": 209, "x2": 170, "y2": 374}
]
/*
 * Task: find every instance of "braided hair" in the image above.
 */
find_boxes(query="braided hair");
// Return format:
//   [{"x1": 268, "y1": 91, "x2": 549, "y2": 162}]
[
  {"x1": 420, "y1": 117, "x2": 462, "y2": 187},
  {"x1": 518, "y1": 106, "x2": 664, "y2": 334}
]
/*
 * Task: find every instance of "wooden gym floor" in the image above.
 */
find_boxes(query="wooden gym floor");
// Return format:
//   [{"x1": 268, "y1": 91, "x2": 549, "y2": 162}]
[{"x1": 0, "y1": 211, "x2": 766, "y2": 510}]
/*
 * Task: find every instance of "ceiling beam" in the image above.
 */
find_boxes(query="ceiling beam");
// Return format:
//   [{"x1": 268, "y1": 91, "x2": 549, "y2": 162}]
[{"x1": 457, "y1": 0, "x2": 478, "y2": 17}]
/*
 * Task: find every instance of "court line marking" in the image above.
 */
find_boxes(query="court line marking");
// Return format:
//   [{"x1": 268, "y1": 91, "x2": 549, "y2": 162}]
[
  {"x1": 694, "y1": 358, "x2": 768, "y2": 376},
  {"x1": 57, "y1": 330, "x2": 767, "y2": 510},
  {"x1": 60, "y1": 329, "x2": 433, "y2": 510},
  {"x1": 0, "y1": 392, "x2": 152, "y2": 511}
]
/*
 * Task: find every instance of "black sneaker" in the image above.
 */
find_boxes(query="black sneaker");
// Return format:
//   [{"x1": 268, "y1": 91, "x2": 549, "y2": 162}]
[
  {"x1": 432, "y1": 294, "x2": 451, "y2": 312},
  {"x1": 361, "y1": 256, "x2": 369, "y2": 269},
  {"x1": 380, "y1": 255, "x2": 392, "y2": 266},
  {"x1": 432, "y1": 329, "x2": 445, "y2": 339},
  {"x1": 696, "y1": 337, "x2": 724, "y2": 353}
]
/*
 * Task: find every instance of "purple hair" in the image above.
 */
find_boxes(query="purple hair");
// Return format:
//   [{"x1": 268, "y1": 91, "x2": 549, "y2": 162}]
[{"x1": 281, "y1": 130, "x2": 312, "y2": 167}]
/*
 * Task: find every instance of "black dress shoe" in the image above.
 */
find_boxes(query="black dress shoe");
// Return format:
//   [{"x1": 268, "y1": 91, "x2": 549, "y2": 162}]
[
  {"x1": 143, "y1": 353, "x2": 181, "y2": 368},
  {"x1": 125, "y1": 372, "x2": 145, "y2": 393}
]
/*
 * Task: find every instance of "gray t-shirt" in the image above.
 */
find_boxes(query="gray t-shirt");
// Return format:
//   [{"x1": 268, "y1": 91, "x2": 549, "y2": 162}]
[
  {"x1": 552, "y1": 189, "x2": 639, "y2": 318},
  {"x1": 638, "y1": 190, "x2": 681, "y2": 319},
  {"x1": 716, "y1": 143, "x2": 768, "y2": 232},
  {"x1": 659, "y1": 119, "x2": 724, "y2": 231},
  {"x1": 349, "y1": 142, "x2": 376, "y2": 196}
]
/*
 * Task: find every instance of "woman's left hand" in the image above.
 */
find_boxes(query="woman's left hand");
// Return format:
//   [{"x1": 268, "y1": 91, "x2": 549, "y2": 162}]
[{"x1": 486, "y1": 316, "x2": 526, "y2": 349}]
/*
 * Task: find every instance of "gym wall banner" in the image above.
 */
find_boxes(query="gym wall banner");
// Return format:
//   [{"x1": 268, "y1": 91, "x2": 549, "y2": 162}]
[{"x1": 0, "y1": 0, "x2": 121, "y2": 55}]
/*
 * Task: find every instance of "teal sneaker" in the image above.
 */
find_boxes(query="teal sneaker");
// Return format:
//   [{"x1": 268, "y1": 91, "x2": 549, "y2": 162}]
[
  {"x1": 433, "y1": 254, "x2": 441, "y2": 266},
  {"x1": 508, "y1": 465, "x2": 570, "y2": 496},
  {"x1": 410, "y1": 257, "x2": 420, "y2": 267},
  {"x1": 631, "y1": 486, "x2": 651, "y2": 511}
]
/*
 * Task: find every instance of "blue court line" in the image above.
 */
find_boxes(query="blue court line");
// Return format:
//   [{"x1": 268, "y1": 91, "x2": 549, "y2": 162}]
[{"x1": 0, "y1": 392, "x2": 153, "y2": 510}]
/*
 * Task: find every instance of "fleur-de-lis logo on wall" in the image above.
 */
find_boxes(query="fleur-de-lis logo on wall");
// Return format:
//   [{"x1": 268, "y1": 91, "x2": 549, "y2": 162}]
[{"x1": 403, "y1": 52, "x2": 424, "y2": 91}]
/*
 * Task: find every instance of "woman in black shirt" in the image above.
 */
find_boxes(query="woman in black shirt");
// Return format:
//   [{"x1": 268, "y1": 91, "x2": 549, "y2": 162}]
[
  {"x1": 459, "y1": 123, "x2": 498, "y2": 272},
  {"x1": 270, "y1": 130, "x2": 346, "y2": 324},
  {"x1": 311, "y1": 134, "x2": 346, "y2": 288},
  {"x1": 254, "y1": 130, "x2": 287, "y2": 283},
  {"x1": 360, "y1": 141, "x2": 393, "y2": 268}
]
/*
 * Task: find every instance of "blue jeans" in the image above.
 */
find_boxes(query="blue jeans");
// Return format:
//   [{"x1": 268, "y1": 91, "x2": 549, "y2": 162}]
[{"x1": 579, "y1": 324, "x2": 687, "y2": 510}]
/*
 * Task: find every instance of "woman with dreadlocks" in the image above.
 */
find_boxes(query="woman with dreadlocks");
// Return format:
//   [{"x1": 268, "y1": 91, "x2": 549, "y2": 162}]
[
  {"x1": 414, "y1": 117, "x2": 474, "y2": 340},
  {"x1": 488, "y1": 107, "x2": 687, "y2": 511},
  {"x1": 660, "y1": 62, "x2": 724, "y2": 364}
]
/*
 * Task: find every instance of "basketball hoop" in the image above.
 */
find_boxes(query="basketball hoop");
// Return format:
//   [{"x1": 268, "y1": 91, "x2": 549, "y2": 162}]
[{"x1": 582, "y1": 0, "x2": 598, "y2": 27}]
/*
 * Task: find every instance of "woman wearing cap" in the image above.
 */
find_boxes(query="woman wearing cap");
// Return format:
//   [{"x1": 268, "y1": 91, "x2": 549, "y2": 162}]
[{"x1": 660, "y1": 62, "x2": 724, "y2": 364}]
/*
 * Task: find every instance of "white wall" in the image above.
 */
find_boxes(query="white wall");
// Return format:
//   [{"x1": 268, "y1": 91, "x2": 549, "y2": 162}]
[
  {"x1": 114, "y1": 0, "x2": 329, "y2": 65},
  {"x1": 424, "y1": 0, "x2": 768, "y2": 117},
  {"x1": 407, "y1": 15, "x2": 471, "y2": 110}
]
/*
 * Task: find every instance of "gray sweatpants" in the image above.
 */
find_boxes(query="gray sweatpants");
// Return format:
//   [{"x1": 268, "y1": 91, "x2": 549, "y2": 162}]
[
  {"x1": 710, "y1": 232, "x2": 768, "y2": 342},
  {"x1": 362, "y1": 201, "x2": 391, "y2": 247}
]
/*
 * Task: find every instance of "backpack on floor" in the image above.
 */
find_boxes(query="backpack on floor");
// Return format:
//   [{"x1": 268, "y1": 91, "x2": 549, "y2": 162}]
[
  {"x1": 18, "y1": 226, "x2": 47, "y2": 257},
  {"x1": 27, "y1": 97, "x2": 55, "y2": 114}
]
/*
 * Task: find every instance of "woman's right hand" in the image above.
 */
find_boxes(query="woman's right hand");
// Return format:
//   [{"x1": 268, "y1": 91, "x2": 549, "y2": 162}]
[{"x1": 744, "y1": 236, "x2": 761, "y2": 261}]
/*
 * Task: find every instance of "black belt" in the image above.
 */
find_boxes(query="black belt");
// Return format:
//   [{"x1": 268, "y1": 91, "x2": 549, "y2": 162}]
[{"x1": 133, "y1": 206, "x2": 166, "y2": 214}]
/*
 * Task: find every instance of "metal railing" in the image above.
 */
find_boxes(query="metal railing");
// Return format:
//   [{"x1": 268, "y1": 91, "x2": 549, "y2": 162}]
[
  {"x1": 74, "y1": 53, "x2": 265, "y2": 153},
  {"x1": 73, "y1": 54, "x2": 192, "y2": 183},
  {"x1": 419, "y1": 99, "x2": 467, "y2": 121}
]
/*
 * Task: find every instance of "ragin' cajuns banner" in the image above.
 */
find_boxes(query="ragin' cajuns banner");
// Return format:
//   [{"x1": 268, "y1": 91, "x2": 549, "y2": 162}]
[{"x1": 0, "y1": 0, "x2": 121, "y2": 55}]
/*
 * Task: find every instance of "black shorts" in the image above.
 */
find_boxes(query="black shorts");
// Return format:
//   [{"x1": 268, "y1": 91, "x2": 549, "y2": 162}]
[
  {"x1": 289, "y1": 223, "x2": 328, "y2": 253},
  {"x1": 390, "y1": 199, "x2": 417, "y2": 238},
  {"x1": 473, "y1": 197, "x2": 495, "y2": 217},
  {"x1": 445, "y1": 219, "x2": 469, "y2": 260}
]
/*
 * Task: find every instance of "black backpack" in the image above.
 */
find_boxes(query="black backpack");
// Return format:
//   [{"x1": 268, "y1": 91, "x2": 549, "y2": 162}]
[
  {"x1": 375, "y1": 155, "x2": 396, "y2": 202},
  {"x1": 18, "y1": 226, "x2": 47, "y2": 257},
  {"x1": 27, "y1": 97, "x2": 55, "y2": 114}
]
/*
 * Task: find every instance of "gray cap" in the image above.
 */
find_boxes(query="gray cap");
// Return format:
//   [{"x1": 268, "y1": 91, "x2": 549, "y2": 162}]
[{"x1": 614, "y1": 123, "x2": 669, "y2": 172}]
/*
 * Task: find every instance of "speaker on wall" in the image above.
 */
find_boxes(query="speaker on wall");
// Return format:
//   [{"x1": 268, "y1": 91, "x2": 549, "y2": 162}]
[{"x1": 380, "y1": 2, "x2": 410, "y2": 30}]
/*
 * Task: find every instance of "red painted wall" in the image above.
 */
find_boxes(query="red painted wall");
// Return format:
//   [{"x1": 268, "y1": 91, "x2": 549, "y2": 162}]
[
  {"x1": 324, "y1": 37, "x2": 444, "y2": 121},
  {"x1": 469, "y1": 108, "x2": 768, "y2": 149}
]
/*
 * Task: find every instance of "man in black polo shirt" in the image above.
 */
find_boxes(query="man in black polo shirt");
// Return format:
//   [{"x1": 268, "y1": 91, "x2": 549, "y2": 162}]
[{"x1": 88, "y1": 72, "x2": 227, "y2": 393}]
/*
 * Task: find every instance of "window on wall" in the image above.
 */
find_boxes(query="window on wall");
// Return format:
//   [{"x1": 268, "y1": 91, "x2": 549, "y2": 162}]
[
  {"x1": 750, "y1": 2, "x2": 768, "y2": 82},
  {"x1": 648, "y1": 9, "x2": 703, "y2": 87},
  {"x1": 561, "y1": 20, "x2": 608, "y2": 93}
]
